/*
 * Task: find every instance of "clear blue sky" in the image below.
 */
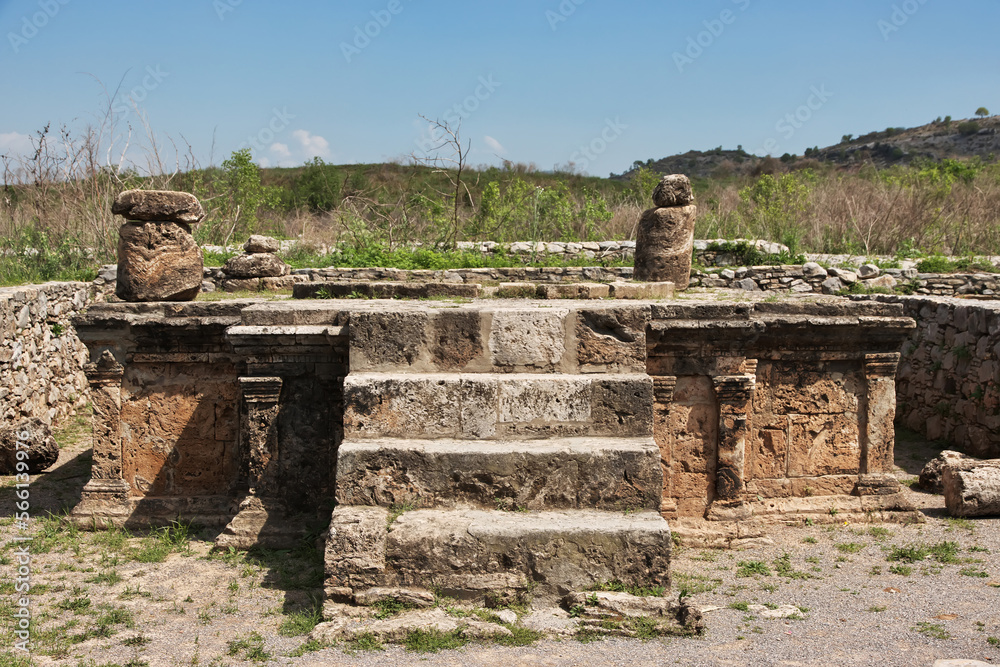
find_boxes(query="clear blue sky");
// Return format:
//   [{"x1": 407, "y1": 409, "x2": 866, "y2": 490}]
[{"x1": 2, "y1": 0, "x2": 998, "y2": 177}]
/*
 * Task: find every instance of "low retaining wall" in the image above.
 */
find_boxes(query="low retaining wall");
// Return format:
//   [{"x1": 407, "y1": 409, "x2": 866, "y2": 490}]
[
  {"x1": 865, "y1": 295, "x2": 1000, "y2": 458},
  {"x1": 0, "y1": 282, "x2": 99, "y2": 425}
]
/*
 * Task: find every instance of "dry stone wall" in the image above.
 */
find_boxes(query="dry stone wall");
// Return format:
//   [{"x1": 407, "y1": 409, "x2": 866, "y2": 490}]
[
  {"x1": 866, "y1": 294, "x2": 1000, "y2": 459},
  {"x1": 0, "y1": 282, "x2": 98, "y2": 426}
]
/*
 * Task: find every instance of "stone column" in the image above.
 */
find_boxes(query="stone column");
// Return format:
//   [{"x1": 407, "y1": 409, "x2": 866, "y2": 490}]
[
  {"x1": 239, "y1": 376, "x2": 283, "y2": 497},
  {"x1": 81, "y1": 351, "x2": 130, "y2": 498},
  {"x1": 857, "y1": 353, "x2": 902, "y2": 495},
  {"x1": 711, "y1": 365, "x2": 756, "y2": 502},
  {"x1": 653, "y1": 376, "x2": 678, "y2": 518},
  {"x1": 72, "y1": 350, "x2": 130, "y2": 525}
]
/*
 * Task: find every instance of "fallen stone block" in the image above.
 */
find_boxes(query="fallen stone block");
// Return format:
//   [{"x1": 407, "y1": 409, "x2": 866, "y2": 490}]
[
  {"x1": 943, "y1": 459, "x2": 1000, "y2": 517},
  {"x1": 112, "y1": 189, "x2": 205, "y2": 224},
  {"x1": 919, "y1": 450, "x2": 968, "y2": 493}
]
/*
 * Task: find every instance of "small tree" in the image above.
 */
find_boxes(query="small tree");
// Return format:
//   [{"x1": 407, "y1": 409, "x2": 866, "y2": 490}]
[
  {"x1": 411, "y1": 115, "x2": 474, "y2": 248},
  {"x1": 213, "y1": 148, "x2": 281, "y2": 246},
  {"x1": 976, "y1": 107, "x2": 990, "y2": 118}
]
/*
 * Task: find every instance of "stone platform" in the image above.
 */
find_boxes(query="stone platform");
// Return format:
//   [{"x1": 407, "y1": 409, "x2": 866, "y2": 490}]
[{"x1": 69, "y1": 295, "x2": 917, "y2": 613}]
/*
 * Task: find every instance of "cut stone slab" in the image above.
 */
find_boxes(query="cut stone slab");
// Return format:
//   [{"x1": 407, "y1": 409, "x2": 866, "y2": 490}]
[
  {"x1": 293, "y1": 281, "x2": 480, "y2": 300},
  {"x1": 335, "y1": 437, "x2": 662, "y2": 511},
  {"x1": 214, "y1": 496, "x2": 309, "y2": 550},
  {"x1": 384, "y1": 509, "x2": 671, "y2": 600},
  {"x1": 312, "y1": 607, "x2": 511, "y2": 644},
  {"x1": 112, "y1": 189, "x2": 205, "y2": 224},
  {"x1": 0, "y1": 418, "x2": 59, "y2": 474},
  {"x1": 943, "y1": 460, "x2": 1000, "y2": 517},
  {"x1": 563, "y1": 591, "x2": 704, "y2": 636},
  {"x1": 634, "y1": 205, "x2": 696, "y2": 287},
  {"x1": 342, "y1": 373, "x2": 653, "y2": 440},
  {"x1": 116, "y1": 221, "x2": 203, "y2": 302},
  {"x1": 608, "y1": 281, "x2": 674, "y2": 300},
  {"x1": 536, "y1": 283, "x2": 610, "y2": 299}
]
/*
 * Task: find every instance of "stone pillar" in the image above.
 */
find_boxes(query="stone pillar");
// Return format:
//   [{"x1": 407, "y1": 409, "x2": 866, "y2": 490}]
[
  {"x1": 72, "y1": 350, "x2": 130, "y2": 525},
  {"x1": 653, "y1": 376, "x2": 678, "y2": 518},
  {"x1": 239, "y1": 376, "x2": 283, "y2": 497},
  {"x1": 711, "y1": 365, "x2": 756, "y2": 502},
  {"x1": 857, "y1": 353, "x2": 902, "y2": 495}
]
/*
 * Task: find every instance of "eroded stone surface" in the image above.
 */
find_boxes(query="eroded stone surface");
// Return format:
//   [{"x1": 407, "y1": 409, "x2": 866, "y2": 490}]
[
  {"x1": 112, "y1": 189, "x2": 205, "y2": 224},
  {"x1": 221, "y1": 253, "x2": 290, "y2": 278},
  {"x1": 489, "y1": 309, "x2": 567, "y2": 369},
  {"x1": 943, "y1": 460, "x2": 1000, "y2": 517},
  {"x1": 0, "y1": 418, "x2": 59, "y2": 474},
  {"x1": 652, "y1": 174, "x2": 694, "y2": 208},
  {"x1": 919, "y1": 450, "x2": 967, "y2": 493},
  {"x1": 634, "y1": 205, "x2": 696, "y2": 286},
  {"x1": 116, "y1": 222, "x2": 203, "y2": 302}
]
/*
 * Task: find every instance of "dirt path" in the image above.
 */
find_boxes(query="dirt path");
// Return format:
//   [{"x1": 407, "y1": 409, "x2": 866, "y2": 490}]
[{"x1": 1, "y1": 416, "x2": 998, "y2": 667}]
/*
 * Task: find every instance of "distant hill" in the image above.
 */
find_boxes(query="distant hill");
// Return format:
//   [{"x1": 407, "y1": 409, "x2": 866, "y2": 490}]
[{"x1": 618, "y1": 115, "x2": 1000, "y2": 179}]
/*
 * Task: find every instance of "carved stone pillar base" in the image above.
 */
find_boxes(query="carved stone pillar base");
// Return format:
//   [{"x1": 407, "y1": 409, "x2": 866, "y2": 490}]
[{"x1": 70, "y1": 479, "x2": 133, "y2": 528}]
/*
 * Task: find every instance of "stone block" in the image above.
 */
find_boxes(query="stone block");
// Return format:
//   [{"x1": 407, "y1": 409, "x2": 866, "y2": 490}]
[
  {"x1": 429, "y1": 310, "x2": 485, "y2": 370},
  {"x1": 943, "y1": 460, "x2": 1000, "y2": 517},
  {"x1": 652, "y1": 174, "x2": 694, "y2": 208},
  {"x1": 384, "y1": 509, "x2": 671, "y2": 599},
  {"x1": 325, "y1": 506, "x2": 389, "y2": 592},
  {"x1": 496, "y1": 282, "x2": 538, "y2": 299},
  {"x1": 608, "y1": 281, "x2": 675, "y2": 299},
  {"x1": 335, "y1": 437, "x2": 662, "y2": 511},
  {"x1": 576, "y1": 306, "x2": 649, "y2": 372},
  {"x1": 349, "y1": 311, "x2": 429, "y2": 371},
  {"x1": 489, "y1": 309, "x2": 567, "y2": 369},
  {"x1": 787, "y1": 414, "x2": 861, "y2": 477},
  {"x1": 112, "y1": 189, "x2": 205, "y2": 224},
  {"x1": 116, "y1": 221, "x2": 203, "y2": 302}
]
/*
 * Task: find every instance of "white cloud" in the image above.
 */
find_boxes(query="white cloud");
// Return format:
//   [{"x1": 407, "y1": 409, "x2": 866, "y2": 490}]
[
  {"x1": 292, "y1": 129, "x2": 331, "y2": 159},
  {"x1": 484, "y1": 135, "x2": 506, "y2": 155},
  {"x1": 269, "y1": 142, "x2": 291, "y2": 159},
  {"x1": 257, "y1": 156, "x2": 272, "y2": 168},
  {"x1": 0, "y1": 132, "x2": 33, "y2": 159}
]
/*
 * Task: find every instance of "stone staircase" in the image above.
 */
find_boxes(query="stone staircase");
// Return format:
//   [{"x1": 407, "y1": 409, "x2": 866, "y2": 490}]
[{"x1": 324, "y1": 303, "x2": 672, "y2": 606}]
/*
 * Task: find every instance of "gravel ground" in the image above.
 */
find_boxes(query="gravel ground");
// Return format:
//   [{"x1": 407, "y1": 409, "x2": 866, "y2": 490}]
[{"x1": 2, "y1": 417, "x2": 998, "y2": 667}]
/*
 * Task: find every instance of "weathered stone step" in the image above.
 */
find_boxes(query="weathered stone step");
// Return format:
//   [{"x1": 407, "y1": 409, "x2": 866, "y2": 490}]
[
  {"x1": 343, "y1": 373, "x2": 653, "y2": 440},
  {"x1": 335, "y1": 437, "x2": 661, "y2": 511},
  {"x1": 325, "y1": 507, "x2": 671, "y2": 602}
]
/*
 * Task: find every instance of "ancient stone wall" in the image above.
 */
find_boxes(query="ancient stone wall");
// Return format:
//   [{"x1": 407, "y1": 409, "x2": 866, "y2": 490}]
[
  {"x1": 868, "y1": 295, "x2": 1000, "y2": 458},
  {"x1": 0, "y1": 282, "x2": 98, "y2": 425}
]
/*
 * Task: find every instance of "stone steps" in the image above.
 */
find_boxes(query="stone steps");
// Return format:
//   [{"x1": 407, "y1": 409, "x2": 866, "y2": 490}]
[
  {"x1": 335, "y1": 436, "x2": 661, "y2": 511},
  {"x1": 325, "y1": 507, "x2": 671, "y2": 602},
  {"x1": 343, "y1": 373, "x2": 653, "y2": 440}
]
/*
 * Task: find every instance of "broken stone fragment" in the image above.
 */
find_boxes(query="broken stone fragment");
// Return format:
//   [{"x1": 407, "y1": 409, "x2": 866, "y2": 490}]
[
  {"x1": 244, "y1": 235, "x2": 281, "y2": 254},
  {"x1": 562, "y1": 590, "x2": 705, "y2": 636},
  {"x1": 0, "y1": 418, "x2": 59, "y2": 474},
  {"x1": 115, "y1": 221, "x2": 203, "y2": 302},
  {"x1": 222, "y1": 253, "x2": 290, "y2": 278},
  {"x1": 652, "y1": 174, "x2": 694, "y2": 208},
  {"x1": 918, "y1": 450, "x2": 968, "y2": 493},
  {"x1": 634, "y1": 205, "x2": 696, "y2": 286},
  {"x1": 112, "y1": 189, "x2": 205, "y2": 224}
]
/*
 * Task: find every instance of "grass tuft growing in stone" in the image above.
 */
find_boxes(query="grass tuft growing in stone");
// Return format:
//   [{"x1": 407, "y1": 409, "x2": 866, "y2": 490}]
[
  {"x1": 735, "y1": 560, "x2": 771, "y2": 578},
  {"x1": 403, "y1": 628, "x2": 470, "y2": 653},
  {"x1": 226, "y1": 631, "x2": 271, "y2": 663},
  {"x1": 279, "y1": 606, "x2": 323, "y2": 636},
  {"x1": 587, "y1": 580, "x2": 665, "y2": 597}
]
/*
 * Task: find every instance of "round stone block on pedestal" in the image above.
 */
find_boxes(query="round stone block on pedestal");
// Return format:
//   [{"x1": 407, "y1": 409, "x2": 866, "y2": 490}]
[
  {"x1": 116, "y1": 221, "x2": 203, "y2": 302},
  {"x1": 634, "y1": 205, "x2": 696, "y2": 286}
]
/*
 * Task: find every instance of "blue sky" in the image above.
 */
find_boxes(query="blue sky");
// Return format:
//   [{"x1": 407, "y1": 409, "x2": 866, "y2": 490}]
[{"x1": 1, "y1": 0, "x2": 998, "y2": 177}]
